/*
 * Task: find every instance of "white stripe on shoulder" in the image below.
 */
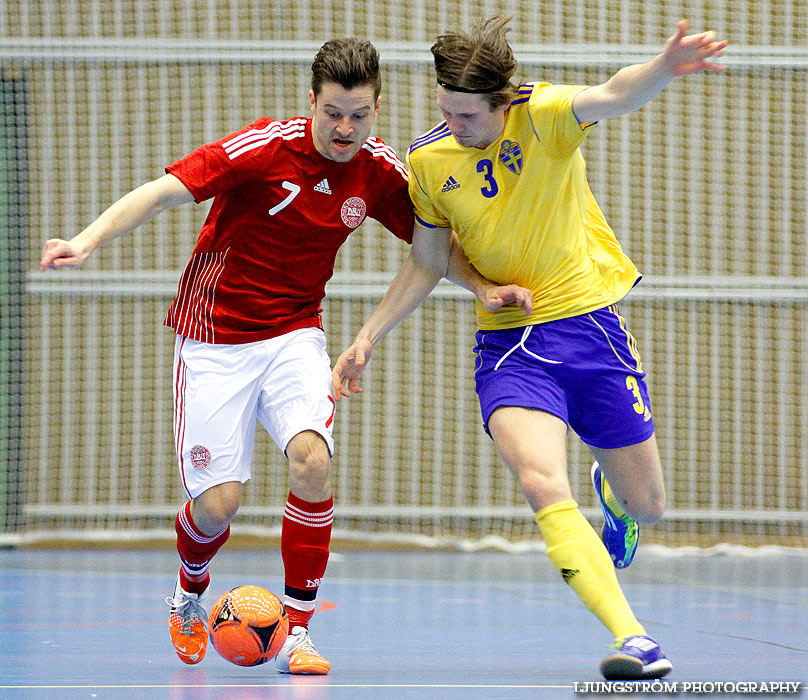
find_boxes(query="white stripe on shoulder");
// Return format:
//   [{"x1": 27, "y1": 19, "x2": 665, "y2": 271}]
[
  {"x1": 223, "y1": 117, "x2": 306, "y2": 150},
  {"x1": 363, "y1": 137, "x2": 408, "y2": 179},
  {"x1": 364, "y1": 136, "x2": 405, "y2": 165},
  {"x1": 223, "y1": 118, "x2": 306, "y2": 160}
]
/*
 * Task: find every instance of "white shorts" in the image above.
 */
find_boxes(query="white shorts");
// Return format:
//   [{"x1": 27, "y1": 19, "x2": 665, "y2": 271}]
[{"x1": 172, "y1": 327, "x2": 336, "y2": 499}]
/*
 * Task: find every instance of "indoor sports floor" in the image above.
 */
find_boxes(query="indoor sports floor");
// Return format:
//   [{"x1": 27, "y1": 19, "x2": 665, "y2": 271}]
[{"x1": 0, "y1": 547, "x2": 805, "y2": 699}]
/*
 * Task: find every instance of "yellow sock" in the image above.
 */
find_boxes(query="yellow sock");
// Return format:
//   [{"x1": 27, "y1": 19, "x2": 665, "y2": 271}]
[
  {"x1": 536, "y1": 499, "x2": 645, "y2": 640},
  {"x1": 598, "y1": 466, "x2": 627, "y2": 518}
]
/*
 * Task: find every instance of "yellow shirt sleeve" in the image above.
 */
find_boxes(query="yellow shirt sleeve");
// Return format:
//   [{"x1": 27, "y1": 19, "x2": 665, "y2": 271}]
[
  {"x1": 527, "y1": 82, "x2": 592, "y2": 157},
  {"x1": 407, "y1": 149, "x2": 450, "y2": 229}
]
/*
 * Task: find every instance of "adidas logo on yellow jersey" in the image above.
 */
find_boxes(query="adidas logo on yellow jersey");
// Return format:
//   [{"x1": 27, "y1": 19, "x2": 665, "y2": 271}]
[{"x1": 441, "y1": 176, "x2": 460, "y2": 192}]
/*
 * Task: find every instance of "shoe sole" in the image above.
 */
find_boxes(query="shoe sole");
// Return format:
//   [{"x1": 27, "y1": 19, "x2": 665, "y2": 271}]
[
  {"x1": 276, "y1": 658, "x2": 330, "y2": 675},
  {"x1": 169, "y1": 630, "x2": 207, "y2": 664},
  {"x1": 601, "y1": 654, "x2": 673, "y2": 680},
  {"x1": 276, "y1": 652, "x2": 330, "y2": 675},
  {"x1": 175, "y1": 650, "x2": 206, "y2": 664}
]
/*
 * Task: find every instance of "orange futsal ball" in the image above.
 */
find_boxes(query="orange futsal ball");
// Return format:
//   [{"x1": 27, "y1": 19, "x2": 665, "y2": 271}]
[{"x1": 208, "y1": 585, "x2": 289, "y2": 666}]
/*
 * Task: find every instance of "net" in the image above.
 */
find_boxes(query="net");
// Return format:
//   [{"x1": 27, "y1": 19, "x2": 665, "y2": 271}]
[{"x1": 2, "y1": 0, "x2": 807, "y2": 548}]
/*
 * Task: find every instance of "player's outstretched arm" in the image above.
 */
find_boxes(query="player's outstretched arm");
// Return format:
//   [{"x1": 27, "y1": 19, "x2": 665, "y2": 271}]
[
  {"x1": 332, "y1": 223, "x2": 453, "y2": 400},
  {"x1": 39, "y1": 173, "x2": 194, "y2": 271},
  {"x1": 572, "y1": 20, "x2": 728, "y2": 124}
]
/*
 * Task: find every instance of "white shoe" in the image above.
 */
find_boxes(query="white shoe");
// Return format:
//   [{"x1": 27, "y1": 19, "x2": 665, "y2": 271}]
[{"x1": 275, "y1": 626, "x2": 330, "y2": 675}]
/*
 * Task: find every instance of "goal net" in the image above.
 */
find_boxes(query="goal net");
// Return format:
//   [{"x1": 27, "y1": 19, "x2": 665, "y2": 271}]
[{"x1": 2, "y1": 0, "x2": 807, "y2": 549}]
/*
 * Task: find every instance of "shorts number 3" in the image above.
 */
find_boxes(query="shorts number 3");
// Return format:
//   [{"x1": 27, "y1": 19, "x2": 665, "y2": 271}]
[{"x1": 625, "y1": 375, "x2": 645, "y2": 415}]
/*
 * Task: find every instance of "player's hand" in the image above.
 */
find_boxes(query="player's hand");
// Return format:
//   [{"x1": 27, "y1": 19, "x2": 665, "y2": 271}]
[
  {"x1": 39, "y1": 239, "x2": 90, "y2": 271},
  {"x1": 480, "y1": 284, "x2": 533, "y2": 315},
  {"x1": 662, "y1": 20, "x2": 728, "y2": 76},
  {"x1": 331, "y1": 338, "x2": 374, "y2": 400}
]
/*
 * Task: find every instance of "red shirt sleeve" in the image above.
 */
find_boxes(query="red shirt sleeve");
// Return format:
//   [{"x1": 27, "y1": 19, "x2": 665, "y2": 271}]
[
  {"x1": 366, "y1": 146, "x2": 414, "y2": 244},
  {"x1": 165, "y1": 118, "x2": 271, "y2": 203}
]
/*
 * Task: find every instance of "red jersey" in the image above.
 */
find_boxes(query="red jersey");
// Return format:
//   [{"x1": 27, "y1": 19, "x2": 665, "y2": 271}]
[{"x1": 164, "y1": 116, "x2": 413, "y2": 344}]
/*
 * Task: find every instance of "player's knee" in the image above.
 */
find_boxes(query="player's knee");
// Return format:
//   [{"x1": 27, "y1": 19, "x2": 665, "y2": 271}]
[
  {"x1": 515, "y1": 468, "x2": 570, "y2": 511},
  {"x1": 205, "y1": 502, "x2": 239, "y2": 531},
  {"x1": 193, "y1": 484, "x2": 241, "y2": 533},
  {"x1": 627, "y1": 488, "x2": 666, "y2": 525},
  {"x1": 646, "y1": 492, "x2": 666, "y2": 524},
  {"x1": 289, "y1": 457, "x2": 330, "y2": 490},
  {"x1": 287, "y1": 431, "x2": 331, "y2": 496}
]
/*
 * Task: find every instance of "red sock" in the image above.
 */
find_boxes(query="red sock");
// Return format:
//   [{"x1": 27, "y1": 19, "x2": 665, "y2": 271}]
[
  {"x1": 287, "y1": 607, "x2": 315, "y2": 631},
  {"x1": 281, "y1": 492, "x2": 333, "y2": 627},
  {"x1": 175, "y1": 500, "x2": 230, "y2": 595}
]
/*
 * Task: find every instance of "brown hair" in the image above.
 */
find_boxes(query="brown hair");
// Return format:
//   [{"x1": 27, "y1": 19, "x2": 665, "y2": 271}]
[
  {"x1": 311, "y1": 38, "x2": 382, "y2": 101},
  {"x1": 431, "y1": 15, "x2": 518, "y2": 110}
]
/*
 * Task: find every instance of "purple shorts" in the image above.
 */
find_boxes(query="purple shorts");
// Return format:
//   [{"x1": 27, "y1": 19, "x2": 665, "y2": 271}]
[{"x1": 473, "y1": 305, "x2": 655, "y2": 449}]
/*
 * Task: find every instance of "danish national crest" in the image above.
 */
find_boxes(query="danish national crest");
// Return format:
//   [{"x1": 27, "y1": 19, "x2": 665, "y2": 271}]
[
  {"x1": 341, "y1": 197, "x2": 367, "y2": 228},
  {"x1": 189, "y1": 445, "x2": 211, "y2": 470},
  {"x1": 499, "y1": 139, "x2": 522, "y2": 174}
]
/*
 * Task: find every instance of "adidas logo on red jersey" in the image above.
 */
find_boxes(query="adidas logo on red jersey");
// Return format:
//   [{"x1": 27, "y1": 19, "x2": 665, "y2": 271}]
[{"x1": 314, "y1": 179, "x2": 332, "y2": 194}]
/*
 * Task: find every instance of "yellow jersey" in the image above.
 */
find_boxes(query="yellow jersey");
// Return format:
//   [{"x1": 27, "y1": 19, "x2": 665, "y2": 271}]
[{"x1": 407, "y1": 82, "x2": 640, "y2": 330}]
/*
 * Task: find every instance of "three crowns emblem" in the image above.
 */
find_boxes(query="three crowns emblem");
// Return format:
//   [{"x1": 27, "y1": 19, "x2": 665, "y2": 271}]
[{"x1": 499, "y1": 139, "x2": 522, "y2": 174}]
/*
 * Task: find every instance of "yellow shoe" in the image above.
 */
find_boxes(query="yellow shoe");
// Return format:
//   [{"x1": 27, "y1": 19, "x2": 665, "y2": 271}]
[
  {"x1": 275, "y1": 626, "x2": 330, "y2": 675},
  {"x1": 166, "y1": 574, "x2": 208, "y2": 665}
]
